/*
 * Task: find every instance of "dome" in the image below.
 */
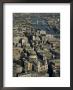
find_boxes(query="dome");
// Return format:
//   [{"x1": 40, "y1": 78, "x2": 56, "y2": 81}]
[
  {"x1": 30, "y1": 50, "x2": 36, "y2": 55},
  {"x1": 29, "y1": 50, "x2": 37, "y2": 59}
]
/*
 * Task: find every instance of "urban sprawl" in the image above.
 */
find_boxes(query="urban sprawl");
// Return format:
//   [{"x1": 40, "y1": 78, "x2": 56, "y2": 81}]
[{"x1": 13, "y1": 13, "x2": 60, "y2": 77}]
